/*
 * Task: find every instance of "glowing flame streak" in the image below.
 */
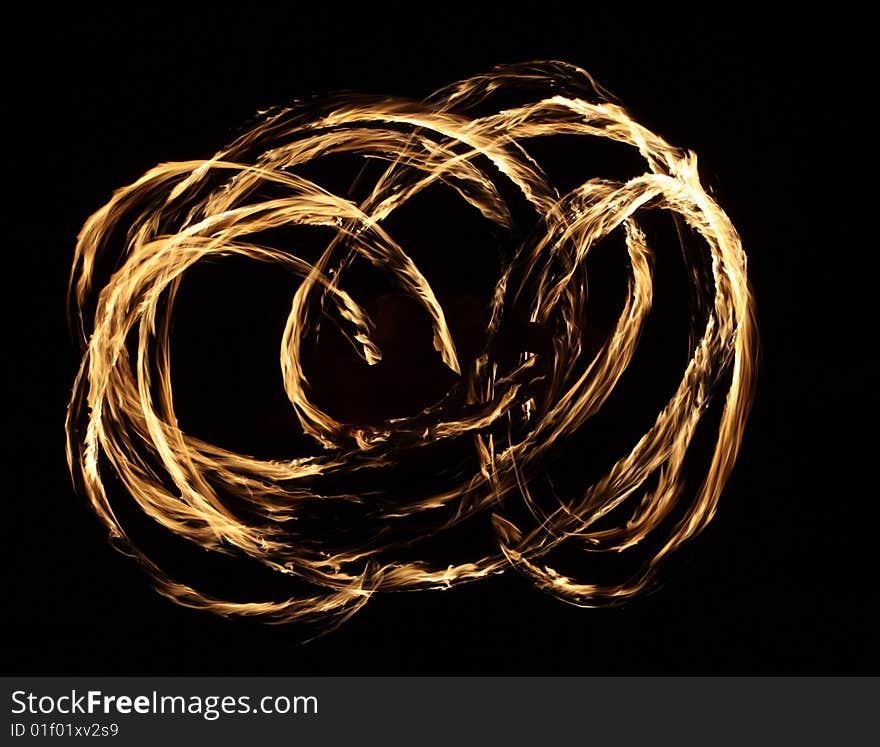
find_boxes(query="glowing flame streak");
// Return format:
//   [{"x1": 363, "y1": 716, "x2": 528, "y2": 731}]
[{"x1": 66, "y1": 61, "x2": 757, "y2": 627}]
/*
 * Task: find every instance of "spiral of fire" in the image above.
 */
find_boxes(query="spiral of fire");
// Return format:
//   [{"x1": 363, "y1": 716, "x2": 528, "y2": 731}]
[{"x1": 66, "y1": 61, "x2": 756, "y2": 630}]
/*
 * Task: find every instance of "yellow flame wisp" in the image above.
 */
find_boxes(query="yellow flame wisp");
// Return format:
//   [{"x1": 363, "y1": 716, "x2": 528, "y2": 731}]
[{"x1": 66, "y1": 62, "x2": 757, "y2": 629}]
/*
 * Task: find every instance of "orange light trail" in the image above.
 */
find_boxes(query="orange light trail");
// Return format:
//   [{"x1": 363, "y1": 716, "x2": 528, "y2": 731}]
[{"x1": 66, "y1": 61, "x2": 757, "y2": 630}]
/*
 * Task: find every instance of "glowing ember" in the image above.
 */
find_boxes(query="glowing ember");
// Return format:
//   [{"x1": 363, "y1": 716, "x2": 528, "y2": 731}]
[{"x1": 66, "y1": 61, "x2": 756, "y2": 629}]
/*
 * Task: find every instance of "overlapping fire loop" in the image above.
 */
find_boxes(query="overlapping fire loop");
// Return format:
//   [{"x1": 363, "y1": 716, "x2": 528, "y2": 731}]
[{"x1": 66, "y1": 62, "x2": 756, "y2": 629}]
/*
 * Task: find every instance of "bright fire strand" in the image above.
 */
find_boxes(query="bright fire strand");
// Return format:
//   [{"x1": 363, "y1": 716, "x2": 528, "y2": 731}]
[{"x1": 66, "y1": 61, "x2": 757, "y2": 628}]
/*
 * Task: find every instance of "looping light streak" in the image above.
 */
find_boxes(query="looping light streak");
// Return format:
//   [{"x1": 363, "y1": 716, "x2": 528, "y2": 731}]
[{"x1": 66, "y1": 61, "x2": 757, "y2": 629}]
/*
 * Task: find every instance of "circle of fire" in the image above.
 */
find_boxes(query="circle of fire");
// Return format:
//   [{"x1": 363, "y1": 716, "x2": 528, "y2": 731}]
[{"x1": 66, "y1": 62, "x2": 756, "y2": 630}]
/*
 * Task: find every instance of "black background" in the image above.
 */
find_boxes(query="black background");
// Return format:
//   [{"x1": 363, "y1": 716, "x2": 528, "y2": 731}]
[{"x1": 5, "y1": 6, "x2": 875, "y2": 674}]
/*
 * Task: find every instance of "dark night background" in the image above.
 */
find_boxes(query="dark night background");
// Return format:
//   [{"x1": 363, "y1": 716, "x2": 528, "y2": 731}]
[{"x1": 5, "y1": 7, "x2": 875, "y2": 675}]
